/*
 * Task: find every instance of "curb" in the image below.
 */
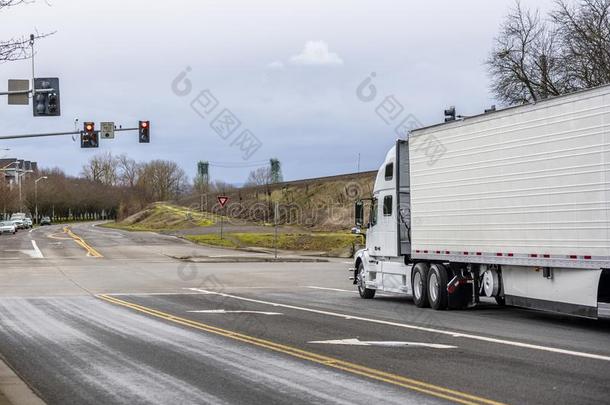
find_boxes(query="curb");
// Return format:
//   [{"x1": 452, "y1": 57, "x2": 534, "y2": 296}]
[
  {"x1": 0, "y1": 357, "x2": 45, "y2": 405},
  {"x1": 168, "y1": 255, "x2": 329, "y2": 263}
]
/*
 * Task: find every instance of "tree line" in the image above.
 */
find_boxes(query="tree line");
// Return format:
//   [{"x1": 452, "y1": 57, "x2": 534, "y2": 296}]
[
  {"x1": 487, "y1": 0, "x2": 610, "y2": 104},
  {"x1": 1, "y1": 154, "x2": 192, "y2": 221}
]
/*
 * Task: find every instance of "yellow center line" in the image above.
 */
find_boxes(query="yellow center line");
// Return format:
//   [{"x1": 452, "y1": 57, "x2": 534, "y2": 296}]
[
  {"x1": 97, "y1": 294, "x2": 506, "y2": 405},
  {"x1": 63, "y1": 226, "x2": 103, "y2": 258}
]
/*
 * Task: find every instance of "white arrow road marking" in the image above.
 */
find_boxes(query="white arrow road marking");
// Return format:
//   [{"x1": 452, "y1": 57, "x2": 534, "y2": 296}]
[
  {"x1": 309, "y1": 338, "x2": 456, "y2": 349},
  {"x1": 187, "y1": 309, "x2": 283, "y2": 315},
  {"x1": 31, "y1": 240, "x2": 43, "y2": 258},
  {"x1": 5, "y1": 240, "x2": 43, "y2": 259}
]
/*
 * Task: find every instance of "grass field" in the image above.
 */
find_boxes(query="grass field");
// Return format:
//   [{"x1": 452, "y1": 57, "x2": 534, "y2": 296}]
[
  {"x1": 102, "y1": 203, "x2": 217, "y2": 232},
  {"x1": 185, "y1": 232, "x2": 364, "y2": 256},
  {"x1": 103, "y1": 200, "x2": 367, "y2": 257}
]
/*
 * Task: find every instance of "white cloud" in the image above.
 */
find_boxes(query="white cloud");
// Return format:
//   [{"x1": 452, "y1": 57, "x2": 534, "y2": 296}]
[
  {"x1": 267, "y1": 60, "x2": 285, "y2": 69},
  {"x1": 289, "y1": 40, "x2": 344, "y2": 66}
]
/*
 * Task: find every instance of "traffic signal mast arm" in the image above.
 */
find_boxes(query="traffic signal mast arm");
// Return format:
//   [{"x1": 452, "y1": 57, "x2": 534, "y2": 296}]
[
  {"x1": 0, "y1": 126, "x2": 141, "y2": 140},
  {"x1": 0, "y1": 88, "x2": 54, "y2": 96}
]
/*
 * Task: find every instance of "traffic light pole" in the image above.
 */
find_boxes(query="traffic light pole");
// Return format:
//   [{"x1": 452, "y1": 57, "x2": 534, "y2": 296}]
[{"x1": 0, "y1": 127, "x2": 138, "y2": 141}]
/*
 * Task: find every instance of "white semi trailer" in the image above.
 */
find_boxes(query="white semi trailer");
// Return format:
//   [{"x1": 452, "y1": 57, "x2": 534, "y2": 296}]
[{"x1": 351, "y1": 84, "x2": 610, "y2": 319}]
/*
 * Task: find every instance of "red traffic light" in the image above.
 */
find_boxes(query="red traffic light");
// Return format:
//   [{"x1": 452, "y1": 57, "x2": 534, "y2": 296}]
[
  {"x1": 84, "y1": 122, "x2": 94, "y2": 133},
  {"x1": 138, "y1": 120, "x2": 150, "y2": 143}
]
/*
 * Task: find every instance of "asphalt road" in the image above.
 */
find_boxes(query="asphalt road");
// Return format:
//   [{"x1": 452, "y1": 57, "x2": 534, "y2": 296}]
[{"x1": 0, "y1": 222, "x2": 609, "y2": 405}]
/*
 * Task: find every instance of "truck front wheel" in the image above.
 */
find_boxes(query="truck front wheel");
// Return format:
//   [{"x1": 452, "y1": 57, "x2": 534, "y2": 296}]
[
  {"x1": 428, "y1": 264, "x2": 449, "y2": 310},
  {"x1": 412, "y1": 263, "x2": 430, "y2": 308},
  {"x1": 357, "y1": 263, "x2": 375, "y2": 299}
]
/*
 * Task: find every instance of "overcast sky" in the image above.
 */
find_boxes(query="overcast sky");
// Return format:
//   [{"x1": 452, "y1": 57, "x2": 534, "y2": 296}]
[{"x1": 0, "y1": 0, "x2": 557, "y2": 184}]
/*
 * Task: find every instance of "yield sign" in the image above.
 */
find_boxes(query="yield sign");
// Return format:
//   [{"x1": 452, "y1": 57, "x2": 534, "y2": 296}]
[{"x1": 217, "y1": 195, "x2": 229, "y2": 208}]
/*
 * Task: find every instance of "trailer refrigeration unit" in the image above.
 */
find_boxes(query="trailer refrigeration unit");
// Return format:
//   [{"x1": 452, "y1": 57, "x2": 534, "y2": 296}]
[{"x1": 352, "y1": 84, "x2": 610, "y2": 319}]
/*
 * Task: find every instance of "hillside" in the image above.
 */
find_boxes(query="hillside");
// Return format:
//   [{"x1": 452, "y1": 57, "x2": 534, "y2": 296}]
[
  {"x1": 105, "y1": 171, "x2": 375, "y2": 257},
  {"x1": 178, "y1": 170, "x2": 376, "y2": 231}
]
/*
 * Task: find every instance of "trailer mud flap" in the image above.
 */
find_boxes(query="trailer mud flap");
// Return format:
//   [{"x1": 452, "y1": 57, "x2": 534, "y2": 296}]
[{"x1": 447, "y1": 276, "x2": 470, "y2": 309}]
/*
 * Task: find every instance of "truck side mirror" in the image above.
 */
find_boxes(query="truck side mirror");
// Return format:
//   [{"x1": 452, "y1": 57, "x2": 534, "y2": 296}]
[{"x1": 355, "y1": 200, "x2": 364, "y2": 227}]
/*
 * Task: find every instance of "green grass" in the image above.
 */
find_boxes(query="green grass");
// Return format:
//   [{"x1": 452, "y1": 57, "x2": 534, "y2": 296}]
[
  {"x1": 183, "y1": 234, "x2": 241, "y2": 248},
  {"x1": 184, "y1": 232, "x2": 364, "y2": 256},
  {"x1": 101, "y1": 203, "x2": 217, "y2": 232}
]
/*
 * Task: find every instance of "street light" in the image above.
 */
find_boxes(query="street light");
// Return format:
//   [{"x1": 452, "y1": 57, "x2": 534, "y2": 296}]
[
  {"x1": 0, "y1": 161, "x2": 22, "y2": 210},
  {"x1": 34, "y1": 176, "x2": 47, "y2": 225},
  {"x1": 0, "y1": 160, "x2": 18, "y2": 171}
]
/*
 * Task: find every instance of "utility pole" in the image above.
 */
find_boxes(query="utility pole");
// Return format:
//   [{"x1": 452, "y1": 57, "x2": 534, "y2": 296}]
[
  {"x1": 196, "y1": 161, "x2": 209, "y2": 212},
  {"x1": 274, "y1": 201, "x2": 279, "y2": 260},
  {"x1": 0, "y1": 161, "x2": 29, "y2": 213},
  {"x1": 270, "y1": 159, "x2": 282, "y2": 183}
]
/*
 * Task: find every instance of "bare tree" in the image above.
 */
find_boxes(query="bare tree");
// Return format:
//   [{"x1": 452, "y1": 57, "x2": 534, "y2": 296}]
[
  {"x1": 210, "y1": 180, "x2": 235, "y2": 193},
  {"x1": 245, "y1": 167, "x2": 272, "y2": 186},
  {"x1": 137, "y1": 160, "x2": 188, "y2": 201},
  {"x1": 487, "y1": 0, "x2": 609, "y2": 104},
  {"x1": 487, "y1": 1, "x2": 567, "y2": 104},
  {"x1": 551, "y1": 0, "x2": 610, "y2": 89},
  {"x1": 115, "y1": 154, "x2": 140, "y2": 188},
  {"x1": 81, "y1": 152, "x2": 118, "y2": 186},
  {"x1": 1, "y1": 1, "x2": 54, "y2": 62}
]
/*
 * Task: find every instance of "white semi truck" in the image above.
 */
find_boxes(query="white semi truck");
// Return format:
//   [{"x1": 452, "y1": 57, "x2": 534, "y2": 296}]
[{"x1": 351, "y1": 84, "x2": 610, "y2": 319}]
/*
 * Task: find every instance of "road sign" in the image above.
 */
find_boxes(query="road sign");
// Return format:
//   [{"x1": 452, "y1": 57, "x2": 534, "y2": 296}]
[
  {"x1": 7, "y1": 80, "x2": 29, "y2": 105},
  {"x1": 217, "y1": 195, "x2": 229, "y2": 208},
  {"x1": 100, "y1": 122, "x2": 115, "y2": 139},
  {"x1": 217, "y1": 195, "x2": 229, "y2": 240}
]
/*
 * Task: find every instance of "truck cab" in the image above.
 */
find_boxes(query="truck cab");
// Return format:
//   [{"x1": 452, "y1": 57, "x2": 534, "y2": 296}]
[{"x1": 353, "y1": 141, "x2": 412, "y2": 297}]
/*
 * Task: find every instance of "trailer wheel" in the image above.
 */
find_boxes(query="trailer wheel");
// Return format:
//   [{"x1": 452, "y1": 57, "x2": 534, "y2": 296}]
[
  {"x1": 428, "y1": 264, "x2": 448, "y2": 310},
  {"x1": 357, "y1": 263, "x2": 375, "y2": 299},
  {"x1": 412, "y1": 262, "x2": 430, "y2": 308}
]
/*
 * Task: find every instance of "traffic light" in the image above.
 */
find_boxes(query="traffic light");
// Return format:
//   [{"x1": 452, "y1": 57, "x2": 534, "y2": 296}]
[
  {"x1": 33, "y1": 78, "x2": 61, "y2": 117},
  {"x1": 139, "y1": 120, "x2": 150, "y2": 143},
  {"x1": 444, "y1": 106, "x2": 456, "y2": 122},
  {"x1": 81, "y1": 122, "x2": 99, "y2": 148}
]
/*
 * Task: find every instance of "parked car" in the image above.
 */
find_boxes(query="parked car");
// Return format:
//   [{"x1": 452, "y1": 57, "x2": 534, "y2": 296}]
[
  {"x1": 10, "y1": 219, "x2": 25, "y2": 230},
  {"x1": 0, "y1": 221, "x2": 16, "y2": 235},
  {"x1": 24, "y1": 218, "x2": 32, "y2": 228},
  {"x1": 10, "y1": 213, "x2": 29, "y2": 229},
  {"x1": 40, "y1": 217, "x2": 51, "y2": 226}
]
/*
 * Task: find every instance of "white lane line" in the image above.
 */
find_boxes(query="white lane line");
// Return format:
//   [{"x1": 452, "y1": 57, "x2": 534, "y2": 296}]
[
  {"x1": 305, "y1": 285, "x2": 393, "y2": 297},
  {"x1": 187, "y1": 309, "x2": 283, "y2": 315},
  {"x1": 306, "y1": 286, "x2": 355, "y2": 293},
  {"x1": 186, "y1": 287, "x2": 610, "y2": 362},
  {"x1": 309, "y1": 338, "x2": 456, "y2": 349},
  {"x1": 5, "y1": 241, "x2": 44, "y2": 259},
  {"x1": 31, "y1": 240, "x2": 43, "y2": 259},
  {"x1": 104, "y1": 292, "x2": 205, "y2": 296}
]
